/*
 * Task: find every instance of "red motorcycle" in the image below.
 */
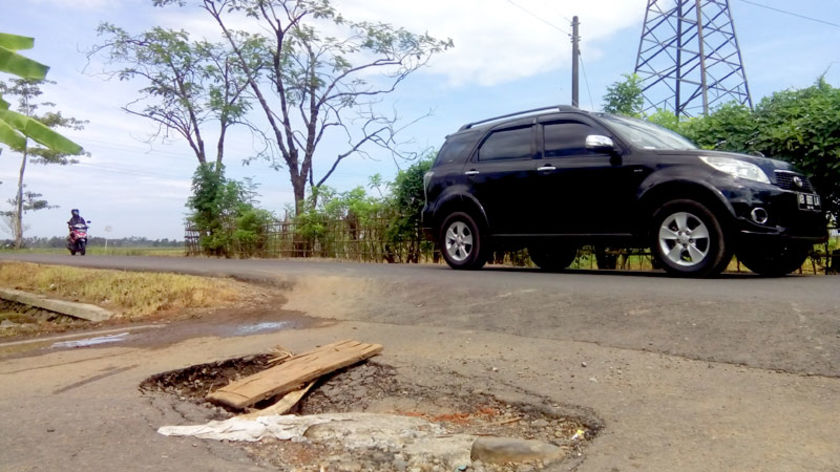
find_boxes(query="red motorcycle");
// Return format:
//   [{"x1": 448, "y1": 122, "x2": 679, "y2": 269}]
[{"x1": 67, "y1": 223, "x2": 89, "y2": 256}]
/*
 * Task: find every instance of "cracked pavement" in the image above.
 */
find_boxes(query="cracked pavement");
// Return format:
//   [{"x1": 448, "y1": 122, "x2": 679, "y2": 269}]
[{"x1": 1, "y1": 255, "x2": 839, "y2": 471}]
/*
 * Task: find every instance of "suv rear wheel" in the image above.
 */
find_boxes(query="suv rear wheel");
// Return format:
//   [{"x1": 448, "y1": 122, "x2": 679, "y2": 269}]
[
  {"x1": 439, "y1": 212, "x2": 488, "y2": 270},
  {"x1": 529, "y1": 245, "x2": 577, "y2": 271},
  {"x1": 651, "y1": 199, "x2": 730, "y2": 277}
]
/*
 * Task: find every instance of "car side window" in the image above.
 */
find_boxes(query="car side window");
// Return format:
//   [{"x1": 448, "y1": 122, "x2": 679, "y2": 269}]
[
  {"x1": 543, "y1": 122, "x2": 599, "y2": 158},
  {"x1": 478, "y1": 126, "x2": 533, "y2": 161}
]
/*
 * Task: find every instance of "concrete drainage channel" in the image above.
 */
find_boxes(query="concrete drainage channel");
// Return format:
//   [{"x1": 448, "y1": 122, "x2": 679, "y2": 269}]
[{"x1": 141, "y1": 355, "x2": 603, "y2": 471}]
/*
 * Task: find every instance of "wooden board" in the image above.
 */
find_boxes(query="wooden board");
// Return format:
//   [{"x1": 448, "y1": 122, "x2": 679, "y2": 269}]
[
  {"x1": 236, "y1": 381, "x2": 315, "y2": 420},
  {"x1": 207, "y1": 339, "x2": 382, "y2": 409}
]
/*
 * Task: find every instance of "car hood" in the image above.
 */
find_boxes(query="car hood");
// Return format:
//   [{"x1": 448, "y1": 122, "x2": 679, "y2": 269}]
[{"x1": 655, "y1": 149, "x2": 798, "y2": 174}]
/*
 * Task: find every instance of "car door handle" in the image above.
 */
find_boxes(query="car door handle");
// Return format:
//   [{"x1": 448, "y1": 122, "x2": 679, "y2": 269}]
[
  {"x1": 464, "y1": 170, "x2": 480, "y2": 176},
  {"x1": 537, "y1": 165, "x2": 557, "y2": 172}
]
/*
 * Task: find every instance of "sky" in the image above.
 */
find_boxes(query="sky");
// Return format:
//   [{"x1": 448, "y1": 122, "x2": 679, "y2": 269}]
[{"x1": 2, "y1": 0, "x2": 839, "y2": 240}]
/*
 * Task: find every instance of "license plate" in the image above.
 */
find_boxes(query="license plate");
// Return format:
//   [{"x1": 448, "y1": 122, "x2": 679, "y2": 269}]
[{"x1": 798, "y1": 193, "x2": 821, "y2": 211}]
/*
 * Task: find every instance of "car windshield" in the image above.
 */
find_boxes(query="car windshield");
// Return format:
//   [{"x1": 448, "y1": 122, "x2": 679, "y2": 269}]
[{"x1": 597, "y1": 114, "x2": 697, "y2": 151}]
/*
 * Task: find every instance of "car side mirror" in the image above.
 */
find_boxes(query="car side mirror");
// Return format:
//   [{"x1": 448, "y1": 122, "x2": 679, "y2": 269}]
[{"x1": 585, "y1": 134, "x2": 616, "y2": 153}]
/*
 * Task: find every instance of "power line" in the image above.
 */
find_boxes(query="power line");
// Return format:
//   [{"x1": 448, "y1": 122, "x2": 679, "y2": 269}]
[
  {"x1": 736, "y1": 0, "x2": 840, "y2": 30},
  {"x1": 504, "y1": 0, "x2": 571, "y2": 35},
  {"x1": 578, "y1": 52, "x2": 595, "y2": 110}
]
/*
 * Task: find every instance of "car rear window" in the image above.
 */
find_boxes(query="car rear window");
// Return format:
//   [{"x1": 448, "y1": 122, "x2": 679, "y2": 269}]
[{"x1": 436, "y1": 132, "x2": 480, "y2": 166}]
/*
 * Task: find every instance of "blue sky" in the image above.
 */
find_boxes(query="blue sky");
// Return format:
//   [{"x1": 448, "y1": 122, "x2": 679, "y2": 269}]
[{"x1": 2, "y1": 0, "x2": 839, "y2": 240}]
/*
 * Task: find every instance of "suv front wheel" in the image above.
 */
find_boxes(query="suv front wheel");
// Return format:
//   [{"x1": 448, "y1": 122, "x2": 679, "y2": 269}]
[
  {"x1": 439, "y1": 212, "x2": 488, "y2": 270},
  {"x1": 651, "y1": 200, "x2": 730, "y2": 277}
]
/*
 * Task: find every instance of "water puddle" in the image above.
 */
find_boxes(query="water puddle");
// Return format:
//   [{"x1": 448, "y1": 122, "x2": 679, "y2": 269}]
[
  {"x1": 51, "y1": 332, "x2": 130, "y2": 349},
  {"x1": 232, "y1": 321, "x2": 292, "y2": 336}
]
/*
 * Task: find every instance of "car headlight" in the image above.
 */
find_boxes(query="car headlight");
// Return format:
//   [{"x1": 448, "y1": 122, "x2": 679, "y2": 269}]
[{"x1": 698, "y1": 155, "x2": 770, "y2": 184}]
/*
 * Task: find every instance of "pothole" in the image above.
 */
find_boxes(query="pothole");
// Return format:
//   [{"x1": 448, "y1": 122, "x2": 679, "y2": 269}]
[{"x1": 141, "y1": 355, "x2": 601, "y2": 471}]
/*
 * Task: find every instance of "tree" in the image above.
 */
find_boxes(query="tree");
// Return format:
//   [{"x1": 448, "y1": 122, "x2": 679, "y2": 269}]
[
  {"x1": 1, "y1": 189, "x2": 56, "y2": 245},
  {"x1": 678, "y1": 102, "x2": 757, "y2": 152},
  {"x1": 0, "y1": 32, "x2": 82, "y2": 154},
  {"x1": 187, "y1": 163, "x2": 271, "y2": 257},
  {"x1": 752, "y1": 78, "x2": 840, "y2": 218},
  {"x1": 154, "y1": 0, "x2": 452, "y2": 213},
  {"x1": 89, "y1": 25, "x2": 255, "y2": 171},
  {"x1": 0, "y1": 79, "x2": 86, "y2": 248},
  {"x1": 385, "y1": 156, "x2": 433, "y2": 262},
  {"x1": 602, "y1": 73, "x2": 644, "y2": 117}
]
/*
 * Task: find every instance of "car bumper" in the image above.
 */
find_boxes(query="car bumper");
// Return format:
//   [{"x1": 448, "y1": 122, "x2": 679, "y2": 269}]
[{"x1": 727, "y1": 186, "x2": 827, "y2": 243}]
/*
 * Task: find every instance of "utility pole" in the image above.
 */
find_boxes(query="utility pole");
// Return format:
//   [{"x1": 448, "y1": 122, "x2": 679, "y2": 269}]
[{"x1": 571, "y1": 15, "x2": 580, "y2": 107}]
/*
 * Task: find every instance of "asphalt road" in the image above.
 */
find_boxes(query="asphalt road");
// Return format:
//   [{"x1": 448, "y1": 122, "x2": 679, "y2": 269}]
[
  {"x1": 3, "y1": 253, "x2": 839, "y2": 377},
  {"x1": 2, "y1": 254, "x2": 839, "y2": 472}
]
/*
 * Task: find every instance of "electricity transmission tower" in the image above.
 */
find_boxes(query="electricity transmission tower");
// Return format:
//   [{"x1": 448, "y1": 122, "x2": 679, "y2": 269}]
[{"x1": 634, "y1": 0, "x2": 752, "y2": 117}]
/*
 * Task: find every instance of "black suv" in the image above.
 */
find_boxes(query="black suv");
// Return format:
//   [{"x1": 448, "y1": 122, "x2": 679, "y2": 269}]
[{"x1": 421, "y1": 106, "x2": 827, "y2": 277}]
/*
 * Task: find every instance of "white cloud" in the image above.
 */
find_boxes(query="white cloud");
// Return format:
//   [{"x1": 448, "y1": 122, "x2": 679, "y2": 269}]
[
  {"x1": 335, "y1": 0, "x2": 644, "y2": 87},
  {"x1": 148, "y1": 0, "x2": 643, "y2": 87}
]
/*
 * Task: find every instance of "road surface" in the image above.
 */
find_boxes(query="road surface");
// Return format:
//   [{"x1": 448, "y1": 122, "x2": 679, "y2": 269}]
[{"x1": 1, "y1": 254, "x2": 838, "y2": 471}]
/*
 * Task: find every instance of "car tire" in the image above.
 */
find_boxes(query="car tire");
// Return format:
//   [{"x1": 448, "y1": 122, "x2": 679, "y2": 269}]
[
  {"x1": 439, "y1": 212, "x2": 487, "y2": 270},
  {"x1": 529, "y1": 245, "x2": 577, "y2": 271},
  {"x1": 736, "y1": 242, "x2": 810, "y2": 276},
  {"x1": 650, "y1": 199, "x2": 731, "y2": 277}
]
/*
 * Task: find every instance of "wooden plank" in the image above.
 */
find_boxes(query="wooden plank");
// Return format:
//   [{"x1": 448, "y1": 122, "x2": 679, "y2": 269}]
[
  {"x1": 236, "y1": 381, "x2": 315, "y2": 420},
  {"x1": 207, "y1": 339, "x2": 382, "y2": 409}
]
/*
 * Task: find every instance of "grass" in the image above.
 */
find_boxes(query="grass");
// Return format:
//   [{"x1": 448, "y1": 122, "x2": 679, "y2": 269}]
[
  {"x1": 0, "y1": 261, "x2": 252, "y2": 320},
  {"x1": 570, "y1": 247, "x2": 834, "y2": 275}
]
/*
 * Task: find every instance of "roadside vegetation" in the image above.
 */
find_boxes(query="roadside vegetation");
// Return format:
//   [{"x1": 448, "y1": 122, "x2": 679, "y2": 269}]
[{"x1": 0, "y1": 261, "x2": 251, "y2": 322}]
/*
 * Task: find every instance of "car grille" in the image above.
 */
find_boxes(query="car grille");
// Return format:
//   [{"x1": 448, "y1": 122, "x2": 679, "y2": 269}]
[{"x1": 774, "y1": 171, "x2": 815, "y2": 193}]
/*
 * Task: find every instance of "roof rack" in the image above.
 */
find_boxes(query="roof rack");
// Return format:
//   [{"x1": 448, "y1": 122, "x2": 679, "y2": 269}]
[{"x1": 458, "y1": 105, "x2": 578, "y2": 131}]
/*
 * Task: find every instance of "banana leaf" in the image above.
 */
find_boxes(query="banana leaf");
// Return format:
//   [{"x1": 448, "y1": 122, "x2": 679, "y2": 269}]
[
  {"x1": 0, "y1": 32, "x2": 35, "y2": 50},
  {"x1": 0, "y1": 116, "x2": 26, "y2": 149},
  {"x1": 0, "y1": 108, "x2": 82, "y2": 154},
  {"x1": 0, "y1": 45, "x2": 49, "y2": 79}
]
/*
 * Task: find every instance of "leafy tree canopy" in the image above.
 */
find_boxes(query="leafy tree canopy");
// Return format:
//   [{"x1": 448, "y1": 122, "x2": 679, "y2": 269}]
[{"x1": 602, "y1": 73, "x2": 644, "y2": 117}]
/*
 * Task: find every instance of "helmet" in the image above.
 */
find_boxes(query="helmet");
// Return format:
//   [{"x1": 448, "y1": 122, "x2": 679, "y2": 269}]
[{"x1": 71, "y1": 209, "x2": 80, "y2": 216}]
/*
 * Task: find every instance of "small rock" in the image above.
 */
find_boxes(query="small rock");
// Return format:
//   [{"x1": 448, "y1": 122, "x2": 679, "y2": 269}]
[
  {"x1": 531, "y1": 419, "x2": 549, "y2": 428},
  {"x1": 580, "y1": 362, "x2": 587, "y2": 367},
  {"x1": 470, "y1": 437, "x2": 565, "y2": 465},
  {"x1": 0, "y1": 319, "x2": 19, "y2": 328}
]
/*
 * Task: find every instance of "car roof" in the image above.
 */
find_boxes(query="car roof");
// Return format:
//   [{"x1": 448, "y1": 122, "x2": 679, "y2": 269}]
[{"x1": 457, "y1": 105, "x2": 584, "y2": 131}]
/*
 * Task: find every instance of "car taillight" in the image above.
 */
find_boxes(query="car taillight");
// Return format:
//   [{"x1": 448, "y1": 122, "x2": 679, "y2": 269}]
[{"x1": 423, "y1": 171, "x2": 434, "y2": 202}]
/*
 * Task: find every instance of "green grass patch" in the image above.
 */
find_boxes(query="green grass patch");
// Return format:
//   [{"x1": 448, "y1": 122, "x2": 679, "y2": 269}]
[{"x1": 0, "y1": 261, "x2": 252, "y2": 320}]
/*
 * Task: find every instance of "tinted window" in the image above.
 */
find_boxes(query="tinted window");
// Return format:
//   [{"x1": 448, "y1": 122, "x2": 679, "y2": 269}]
[
  {"x1": 543, "y1": 122, "x2": 595, "y2": 157},
  {"x1": 436, "y1": 132, "x2": 480, "y2": 166},
  {"x1": 478, "y1": 127, "x2": 533, "y2": 161}
]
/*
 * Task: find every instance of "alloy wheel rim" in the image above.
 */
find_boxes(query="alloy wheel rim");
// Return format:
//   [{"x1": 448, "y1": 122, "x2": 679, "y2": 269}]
[
  {"x1": 658, "y1": 211, "x2": 711, "y2": 267},
  {"x1": 445, "y1": 221, "x2": 473, "y2": 262}
]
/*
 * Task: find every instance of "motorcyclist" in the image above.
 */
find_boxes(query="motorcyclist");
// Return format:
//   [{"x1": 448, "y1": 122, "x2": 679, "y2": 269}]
[{"x1": 67, "y1": 209, "x2": 87, "y2": 228}]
